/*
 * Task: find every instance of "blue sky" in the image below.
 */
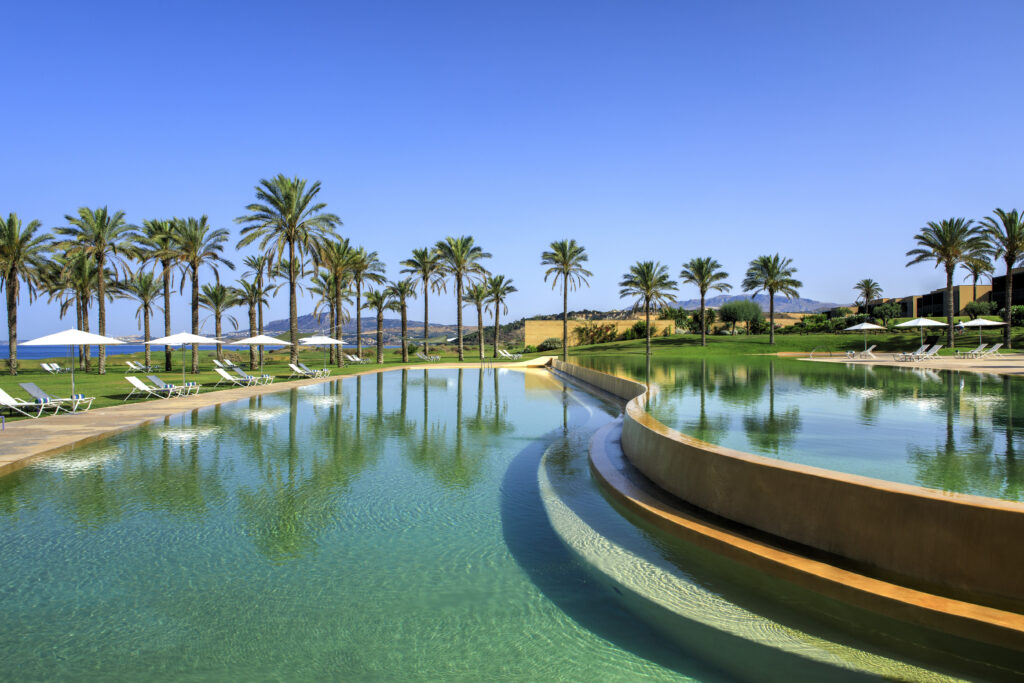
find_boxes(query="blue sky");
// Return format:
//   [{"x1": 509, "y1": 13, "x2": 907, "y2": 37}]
[{"x1": 4, "y1": 0, "x2": 1024, "y2": 337}]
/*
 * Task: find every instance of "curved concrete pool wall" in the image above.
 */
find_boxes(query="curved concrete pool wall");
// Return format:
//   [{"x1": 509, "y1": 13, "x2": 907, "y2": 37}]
[{"x1": 550, "y1": 359, "x2": 1024, "y2": 611}]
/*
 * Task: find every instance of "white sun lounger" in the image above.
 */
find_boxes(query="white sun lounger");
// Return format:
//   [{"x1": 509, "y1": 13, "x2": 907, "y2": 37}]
[
  {"x1": 231, "y1": 367, "x2": 273, "y2": 385},
  {"x1": 894, "y1": 345, "x2": 927, "y2": 362},
  {"x1": 288, "y1": 363, "x2": 317, "y2": 378},
  {"x1": 298, "y1": 362, "x2": 328, "y2": 378},
  {"x1": 416, "y1": 351, "x2": 440, "y2": 363},
  {"x1": 914, "y1": 345, "x2": 942, "y2": 361},
  {"x1": 978, "y1": 343, "x2": 1005, "y2": 358},
  {"x1": 214, "y1": 368, "x2": 257, "y2": 386},
  {"x1": 124, "y1": 376, "x2": 179, "y2": 401},
  {"x1": 19, "y1": 382, "x2": 93, "y2": 412},
  {"x1": 148, "y1": 375, "x2": 200, "y2": 396},
  {"x1": 955, "y1": 344, "x2": 986, "y2": 359},
  {"x1": 40, "y1": 363, "x2": 60, "y2": 374},
  {"x1": 345, "y1": 354, "x2": 367, "y2": 365},
  {"x1": 0, "y1": 387, "x2": 64, "y2": 417}
]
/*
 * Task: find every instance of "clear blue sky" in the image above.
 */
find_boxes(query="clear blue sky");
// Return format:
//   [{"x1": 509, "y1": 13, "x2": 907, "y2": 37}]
[{"x1": 5, "y1": 0, "x2": 1024, "y2": 338}]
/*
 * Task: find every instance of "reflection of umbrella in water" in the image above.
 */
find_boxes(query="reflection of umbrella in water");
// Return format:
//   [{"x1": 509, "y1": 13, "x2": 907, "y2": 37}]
[
  {"x1": 232, "y1": 334, "x2": 291, "y2": 373},
  {"x1": 23, "y1": 328, "x2": 125, "y2": 395},
  {"x1": 843, "y1": 322, "x2": 886, "y2": 351},
  {"x1": 145, "y1": 331, "x2": 222, "y2": 387},
  {"x1": 956, "y1": 318, "x2": 1006, "y2": 345},
  {"x1": 894, "y1": 317, "x2": 947, "y2": 346}
]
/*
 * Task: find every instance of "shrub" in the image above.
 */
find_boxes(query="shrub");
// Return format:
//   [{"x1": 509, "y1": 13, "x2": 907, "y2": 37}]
[
  {"x1": 828, "y1": 307, "x2": 852, "y2": 319},
  {"x1": 522, "y1": 345, "x2": 537, "y2": 354},
  {"x1": 686, "y1": 309, "x2": 716, "y2": 334},
  {"x1": 658, "y1": 307, "x2": 690, "y2": 325},
  {"x1": 621, "y1": 320, "x2": 649, "y2": 340},
  {"x1": 844, "y1": 313, "x2": 872, "y2": 327},
  {"x1": 407, "y1": 342, "x2": 420, "y2": 354},
  {"x1": 719, "y1": 300, "x2": 762, "y2": 334},
  {"x1": 573, "y1": 321, "x2": 618, "y2": 345},
  {"x1": 537, "y1": 337, "x2": 562, "y2": 352},
  {"x1": 964, "y1": 300, "x2": 996, "y2": 320},
  {"x1": 873, "y1": 301, "x2": 901, "y2": 327}
]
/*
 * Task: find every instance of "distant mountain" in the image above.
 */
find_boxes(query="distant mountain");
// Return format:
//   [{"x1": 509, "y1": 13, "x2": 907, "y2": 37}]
[
  {"x1": 675, "y1": 294, "x2": 847, "y2": 313},
  {"x1": 264, "y1": 312, "x2": 472, "y2": 345}
]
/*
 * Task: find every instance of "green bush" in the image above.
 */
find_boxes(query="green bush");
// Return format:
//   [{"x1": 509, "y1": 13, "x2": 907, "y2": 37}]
[
  {"x1": 573, "y1": 321, "x2": 618, "y2": 345},
  {"x1": 828, "y1": 307, "x2": 852, "y2": 319},
  {"x1": 719, "y1": 300, "x2": 762, "y2": 334},
  {"x1": 621, "y1": 320, "x2": 649, "y2": 340},
  {"x1": 964, "y1": 300, "x2": 996, "y2": 320},
  {"x1": 686, "y1": 309, "x2": 716, "y2": 334},
  {"x1": 537, "y1": 337, "x2": 562, "y2": 352},
  {"x1": 873, "y1": 301, "x2": 901, "y2": 326},
  {"x1": 522, "y1": 345, "x2": 537, "y2": 354}
]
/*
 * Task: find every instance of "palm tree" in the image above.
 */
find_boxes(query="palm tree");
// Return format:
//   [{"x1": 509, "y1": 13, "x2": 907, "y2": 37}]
[
  {"x1": 400, "y1": 247, "x2": 447, "y2": 355},
  {"x1": 485, "y1": 275, "x2": 517, "y2": 358},
  {"x1": 980, "y1": 209, "x2": 1024, "y2": 348},
  {"x1": 57, "y1": 207, "x2": 138, "y2": 374},
  {"x1": 853, "y1": 278, "x2": 883, "y2": 315},
  {"x1": 385, "y1": 278, "x2": 417, "y2": 362},
  {"x1": 906, "y1": 219, "x2": 987, "y2": 348},
  {"x1": 541, "y1": 239, "x2": 592, "y2": 361},
  {"x1": 139, "y1": 219, "x2": 178, "y2": 371},
  {"x1": 463, "y1": 282, "x2": 489, "y2": 361},
  {"x1": 362, "y1": 289, "x2": 393, "y2": 364},
  {"x1": 0, "y1": 214, "x2": 52, "y2": 375},
  {"x1": 742, "y1": 254, "x2": 803, "y2": 345},
  {"x1": 236, "y1": 174, "x2": 340, "y2": 363},
  {"x1": 243, "y1": 254, "x2": 273, "y2": 366},
  {"x1": 44, "y1": 253, "x2": 98, "y2": 369},
  {"x1": 313, "y1": 238, "x2": 357, "y2": 365},
  {"x1": 436, "y1": 236, "x2": 491, "y2": 361},
  {"x1": 618, "y1": 261, "x2": 678, "y2": 357},
  {"x1": 348, "y1": 247, "x2": 387, "y2": 359},
  {"x1": 173, "y1": 216, "x2": 234, "y2": 372},
  {"x1": 199, "y1": 283, "x2": 241, "y2": 360},
  {"x1": 961, "y1": 258, "x2": 993, "y2": 303},
  {"x1": 309, "y1": 270, "x2": 337, "y2": 363},
  {"x1": 237, "y1": 280, "x2": 270, "y2": 370},
  {"x1": 120, "y1": 271, "x2": 162, "y2": 370},
  {"x1": 679, "y1": 257, "x2": 730, "y2": 346}
]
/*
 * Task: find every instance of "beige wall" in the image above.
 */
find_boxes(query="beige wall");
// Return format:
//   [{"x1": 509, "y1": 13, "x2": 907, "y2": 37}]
[
  {"x1": 525, "y1": 319, "x2": 675, "y2": 347},
  {"x1": 550, "y1": 359, "x2": 1024, "y2": 611}
]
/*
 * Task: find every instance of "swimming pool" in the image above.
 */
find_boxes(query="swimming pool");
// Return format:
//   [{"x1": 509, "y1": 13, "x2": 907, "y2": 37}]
[
  {"x1": 0, "y1": 366, "x2": 1009, "y2": 679},
  {"x1": 572, "y1": 354, "x2": 1024, "y2": 501}
]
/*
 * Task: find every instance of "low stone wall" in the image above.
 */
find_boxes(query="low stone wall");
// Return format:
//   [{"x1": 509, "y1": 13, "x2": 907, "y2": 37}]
[
  {"x1": 524, "y1": 319, "x2": 674, "y2": 347},
  {"x1": 551, "y1": 359, "x2": 1024, "y2": 611}
]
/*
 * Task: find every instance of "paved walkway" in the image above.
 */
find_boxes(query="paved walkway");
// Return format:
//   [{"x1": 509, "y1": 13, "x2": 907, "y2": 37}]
[
  {"x1": 0, "y1": 357, "x2": 555, "y2": 476},
  {"x1": 804, "y1": 352, "x2": 1024, "y2": 376}
]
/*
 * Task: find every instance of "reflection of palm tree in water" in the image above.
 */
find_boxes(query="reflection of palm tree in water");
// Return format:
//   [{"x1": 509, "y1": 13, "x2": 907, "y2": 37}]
[
  {"x1": 684, "y1": 359, "x2": 731, "y2": 445},
  {"x1": 908, "y1": 372, "x2": 1012, "y2": 498},
  {"x1": 742, "y1": 360, "x2": 801, "y2": 455}
]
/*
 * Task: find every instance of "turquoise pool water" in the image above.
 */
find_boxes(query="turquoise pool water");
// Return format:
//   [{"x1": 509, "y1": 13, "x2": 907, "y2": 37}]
[
  {"x1": 0, "y1": 367, "x2": 1013, "y2": 680},
  {"x1": 572, "y1": 354, "x2": 1024, "y2": 501}
]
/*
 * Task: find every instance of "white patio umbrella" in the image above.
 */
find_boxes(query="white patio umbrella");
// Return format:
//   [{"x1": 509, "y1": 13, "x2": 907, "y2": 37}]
[
  {"x1": 843, "y1": 322, "x2": 886, "y2": 351},
  {"x1": 232, "y1": 334, "x2": 291, "y2": 372},
  {"x1": 145, "y1": 331, "x2": 222, "y2": 386},
  {"x1": 894, "y1": 317, "x2": 947, "y2": 346},
  {"x1": 299, "y1": 335, "x2": 345, "y2": 369},
  {"x1": 23, "y1": 328, "x2": 124, "y2": 395},
  {"x1": 957, "y1": 318, "x2": 1006, "y2": 344}
]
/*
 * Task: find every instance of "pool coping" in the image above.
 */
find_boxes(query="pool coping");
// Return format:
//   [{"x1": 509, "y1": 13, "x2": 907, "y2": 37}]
[
  {"x1": 0, "y1": 357, "x2": 556, "y2": 477},
  {"x1": 549, "y1": 358, "x2": 1024, "y2": 651}
]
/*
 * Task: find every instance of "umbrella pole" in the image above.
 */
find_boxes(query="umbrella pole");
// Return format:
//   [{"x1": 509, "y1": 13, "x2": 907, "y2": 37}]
[
  {"x1": 70, "y1": 344, "x2": 75, "y2": 396},
  {"x1": 181, "y1": 344, "x2": 186, "y2": 387}
]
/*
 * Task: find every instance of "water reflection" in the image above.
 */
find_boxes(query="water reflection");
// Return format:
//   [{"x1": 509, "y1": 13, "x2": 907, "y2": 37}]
[
  {"x1": 0, "y1": 368, "x2": 530, "y2": 559},
  {"x1": 573, "y1": 354, "x2": 1024, "y2": 500}
]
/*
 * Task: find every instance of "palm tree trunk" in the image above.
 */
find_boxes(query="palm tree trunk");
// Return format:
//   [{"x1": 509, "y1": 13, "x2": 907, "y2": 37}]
[
  {"x1": 477, "y1": 303, "x2": 484, "y2": 361},
  {"x1": 376, "y1": 308, "x2": 384, "y2": 364},
  {"x1": 6, "y1": 276, "x2": 17, "y2": 376},
  {"x1": 562, "y1": 279, "x2": 568, "y2": 361},
  {"x1": 645, "y1": 301, "x2": 651, "y2": 357},
  {"x1": 328, "y1": 303, "x2": 337, "y2": 365},
  {"x1": 401, "y1": 303, "x2": 408, "y2": 363},
  {"x1": 334, "y1": 278, "x2": 343, "y2": 367},
  {"x1": 356, "y1": 279, "x2": 363, "y2": 359},
  {"x1": 75, "y1": 298, "x2": 84, "y2": 370},
  {"x1": 456, "y1": 277, "x2": 464, "y2": 361},
  {"x1": 700, "y1": 292, "x2": 706, "y2": 347},
  {"x1": 288, "y1": 240, "x2": 298, "y2": 364},
  {"x1": 162, "y1": 257, "x2": 173, "y2": 371},
  {"x1": 769, "y1": 293, "x2": 776, "y2": 345},
  {"x1": 258, "y1": 270, "x2": 265, "y2": 367},
  {"x1": 97, "y1": 254, "x2": 107, "y2": 375},
  {"x1": 423, "y1": 283, "x2": 430, "y2": 355},
  {"x1": 215, "y1": 313, "x2": 223, "y2": 361},
  {"x1": 143, "y1": 308, "x2": 151, "y2": 370},
  {"x1": 82, "y1": 299, "x2": 91, "y2": 372},
  {"x1": 1005, "y1": 258, "x2": 1014, "y2": 349},
  {"x1": 248, "y1": 303, "x2": 257, "y2": 370},
  {"x1": 191, "y1": 265, "x2": 199, "y2": 373},
  {"x1": 493, "y1": 303, "x2": 500, "y2": 358},
  {"x1": 946, "y1": 266, "x2": 955, "y2": 348}
]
